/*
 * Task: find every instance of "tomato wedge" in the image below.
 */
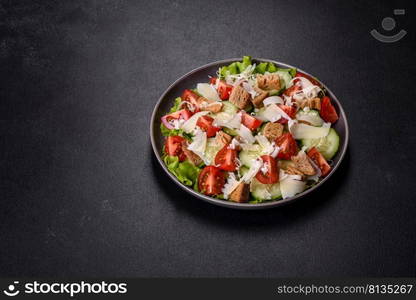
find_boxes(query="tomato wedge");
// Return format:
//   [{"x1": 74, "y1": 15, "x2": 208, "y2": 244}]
[
  {"x1": 276, "y1": 104, "x2": 297, "y2": 124},
  {"x1": 307, "y1": 147, "x2": 331, "y2": 176},
  {"x1": 161, "y1": 109, "x2": 193, "y2": 129},
  {"x1": 181, "y1": 89, "x2": 200, "y2": 107},
  {"x1": 320, "y1": 96, "x2": 339, "y2": 123},
  {"x1": 284, "y1": 82, "x2": 302, "y2": 97},
  {"x1": 196, "y1": 115, "x2": 221, "y2": 137},
  {"x1": 295, "y1": 71, "x2": 321, "y2": 86},
  {"x1": 209, "y1": 77, "x2": 233, "y2": 100},
  {"x1": 241, "y1": 111, "x2": 263, "y2": 131},
  {"x1": 165, "y1": 136, "x2": 186, "y2": 161},
  {"x1": 275, "y1": 133, "x2": 298, "y2": 160},
  {"x1": 255, "y1": 155, "x2": 279, "y2": 184},
  {"x1": 198, "y1": 166, "x2": 226, "y2": 195},
  {"x1": 214, "y1": 145, "x2": 238, "y2": 171}
]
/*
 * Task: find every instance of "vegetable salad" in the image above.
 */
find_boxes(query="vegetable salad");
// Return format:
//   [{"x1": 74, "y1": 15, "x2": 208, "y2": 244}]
[{"x1": 160, "y1": 56, "x2": 340, "y2": 203}]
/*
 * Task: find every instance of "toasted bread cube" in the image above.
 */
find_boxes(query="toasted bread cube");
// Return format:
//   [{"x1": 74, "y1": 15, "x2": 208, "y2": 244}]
[
  {"x1": 262, "y1": 122, "x2": 283, "y2": 141},
  {"x1": 251, "y1": 91, "x2": 268, "y2": 108},
  {"x1": 285, "y1": 165, "x2": 304, "y2": 177},
  {"x1": 229, "y1": 85, "x2": 251, "y2": 109},
  {"x1": 256, "y1": 74, "x2": 281, "y2": 91},
  {"x1": 291, "y1": 152, "x2": 316, "y2": 176},
  {"x1": 229, "y1": 182, "x2": 250, "y2": 203},
  {"x1": 197, "y1": 96, "x2": 223, "y2": 113},
  {"x1": 301, "y1": 97, "x2": 321, "y2": 110},
  {"x1": 181, "y1": 141, "x2": 203, "y2": 166},
  {"x1": 215, "y1": 131, "x2": 232, "y2": 148}
]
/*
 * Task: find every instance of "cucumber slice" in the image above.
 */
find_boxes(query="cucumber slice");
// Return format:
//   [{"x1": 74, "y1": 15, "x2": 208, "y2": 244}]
[
  {"x1": 223, "y1": 127, "x2": 238, "y2": 136},
  {"x1": 204, "y1": 138, "x2": 222, "y2": 165},
  {"x1": 301, "y1": 128, "x2": 340, "y2": 160},
  {"x1": 239, "y1": 145, "x2": 262, "y2": 168},
  {"x1": 221, "y1": 101, "x2": 238, "y2": 115},
  {"x1": 276, "y1": 70, "x2": 293, "y2": 89},
  {"x1": 296, "y1": 109, "x2": 324, "y2": 127},
  {"x1": 250, "y1": 178, "x2": 282, "y2": 201}
]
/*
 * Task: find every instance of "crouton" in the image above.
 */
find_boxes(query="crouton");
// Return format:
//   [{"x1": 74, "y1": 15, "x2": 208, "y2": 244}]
[
  {"x1": 301, "y1": 97, "x2": 321, "y2": 110},
  {"x1": 229, "y1": 182, "x2": 250, "y2": 203},
  {"x1": 291, "y1": 152, "x2": 316, "y2": 176},
  {"x1": 181, "y1": 141, "x2": 203, "y2": 166},
  {"x1": 229, "y1": 85, "x2": 251, "y2": 109},
  {"x1": 285, "y1": 165, "x2": 304, "y2": 177},
  {"x1": 251, "y1": 90, "x2": 268, "y2": 108},
  {"x1": 256, "y1": 73, "x2": 281, "y2": 91},
  {"x1": 215, "y1": 131, "x2": 232, "y2": 148},
  {"x1": 262, "y1": 122, "x2": 283, "y2": 141},
  {"x1": 197, "y1": 96, "x2": 223, "y2": 113}
]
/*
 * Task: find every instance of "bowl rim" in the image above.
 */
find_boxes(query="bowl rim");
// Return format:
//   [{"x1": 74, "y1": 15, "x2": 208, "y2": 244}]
[{"x1": 150, "y1": 57, "x2": 349, "y2": 210}]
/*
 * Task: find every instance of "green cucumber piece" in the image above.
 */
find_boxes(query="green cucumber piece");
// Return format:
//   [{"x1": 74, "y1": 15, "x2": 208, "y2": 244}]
[
  {"x1": 251, "y1": 178, "x2": 282, "y2": 201},
  {"x1": 204, "y1": 138, "x2": 222, "y2": 165},
  {"x1": 301, "y1": 128, "x2": 340, "y2": 160},
  {"x1": 223, "y1": 127, "x2": 238, "y2": 136},
  {"x1": 296, "y1": 109, "x2": 324, "y2": 127},
  {"x1": 238, "y1": 145, "x2": 262, "y2": 168},
  {"x1": 221, "y1": 101, "x2": 238, "y2": 115},
  {"x1": 276, "y1": 70, "x2": 293, "y2": 89}
]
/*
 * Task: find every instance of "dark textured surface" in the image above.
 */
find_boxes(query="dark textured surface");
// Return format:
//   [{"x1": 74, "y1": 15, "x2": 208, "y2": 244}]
[{"x1": 1, "y1": 0, "x2": 415, "y2": 277}]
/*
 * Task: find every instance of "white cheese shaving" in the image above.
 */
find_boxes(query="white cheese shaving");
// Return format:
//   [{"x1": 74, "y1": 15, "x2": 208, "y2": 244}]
[
  {"x1": 263, "y1": 96, "x2": 284, "y2": 106},
  {"x1": 261, "y1": 104, "x2": 292, "y2": 123},
  {"x1": 241, "y1": 158, "x2": 263, "y2": 183},
  {"x1": 279, "y1": 169, "x2": 306, "y2": 199},
  {"x1": 238, "y1": 124, "x2": 255, "y2": 144},
  {"x1": 180, "y1": 111, "x2": 209, "y2": 133},
  {"x1": 197, "y1": 83, "x2": 221, "y2": 102},
  {"x1": 307, "y1": 156, "x2": 322, "y2": 182},
  {"x1": 228, "y1": 138, "x2": 240, "y2": 150},
  {"x1": 214, "y1": 112, "x2": 242, "y2": 129},
  {"x1": 187, "y1": 128, "x2": 209, "y2": 164},
  {"x1": 222, "y1": 173, "x2": 241, "y2": 199}
]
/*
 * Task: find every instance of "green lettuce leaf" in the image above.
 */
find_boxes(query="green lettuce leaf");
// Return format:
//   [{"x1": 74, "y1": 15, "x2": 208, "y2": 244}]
[{"x1": 163, "y1": 155, "x2": 201, "y2": 187}]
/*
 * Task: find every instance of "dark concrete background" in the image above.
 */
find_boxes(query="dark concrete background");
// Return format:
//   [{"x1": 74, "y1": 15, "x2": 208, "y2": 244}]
[{"x1": 1, "y1": 0, "x2": 415, "y2": 277}]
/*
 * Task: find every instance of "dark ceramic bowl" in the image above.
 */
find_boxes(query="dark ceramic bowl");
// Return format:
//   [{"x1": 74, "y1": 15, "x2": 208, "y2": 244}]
[{"x1": 150, "y1": 58, "x2": 349, "y2": 209}]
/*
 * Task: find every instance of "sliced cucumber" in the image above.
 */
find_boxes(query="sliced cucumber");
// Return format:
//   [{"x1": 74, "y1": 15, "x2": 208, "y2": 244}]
[
  {"x1": 301, "y1": 128, "x2": 340, "y2": 160},
  {"x1": 276, "y1": 70, "x2": 293, "y2": 89},
  {"x1": 239, "y1": 145, "x2": 262, "y2": 168},
  {"x1": 250, "y1": 178, "x2": 282, "y2": 201},
  {"x1": 223, "y1": 127, "x2": 238, "y2": 136},
  {"x1": 221, "y1": 101, "x2": 238, "y2": 115},
  {"x1": 239, "y1": 166, "x2": 249, "y2": 176},
  {"x1": 204, "y1": 138, "x2": 222, "y2": 165},
  {"x1": 296, "y1": 109, "x2": 324, "y2": 127}
]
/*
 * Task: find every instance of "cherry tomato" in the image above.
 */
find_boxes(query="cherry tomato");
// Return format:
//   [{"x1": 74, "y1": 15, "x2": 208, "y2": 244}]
[
  {"x1": 307, "y1": 147, "x2": 331, "y2": 176},
  {"x1": 320, "y1": 96, "x2": 339, "y2": 123},
  {"x1": 165, "y1": 136, "x2": 186, "y2": 161},
  {"x1": 198, "y1": 166, "x2": 226, "y2": 195},
  {"x1": 241, "y1": 111, "x2": 263, "y2": 131},
  {"x1": 196, "y1": 115, "x2": 221, "y2": 137},
  {"x1": 275, "y1": 133, "x2": 298, "y2": 160},
  {"x1": 276, "y1": 104, "x2": 297, "y2": 124},
  {"x1": 255, "y1": 155, "x2": 279, "y2": 184},
  {"x1": 214, "y1": 145, "x2": 238, "y2": 171}
]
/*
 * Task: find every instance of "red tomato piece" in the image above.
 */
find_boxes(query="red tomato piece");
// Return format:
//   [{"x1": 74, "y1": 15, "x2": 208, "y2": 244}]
[
  {"x1": 161, "y1": 109, "x2": 193, "y2": 129},
  {"x1": 210, "y1": 77, "x2": 233, "y2": 100},
  {"x1": 275, "y1": 133, "x2": 298, "y2": 160},
  {"x1": 255, "y1": 155, "x2": 279, "y2": 184},
  {"x1": 214, "y1": 145, "x2": 238, "y2": 171},
  {"x1": 198, "y1": 166, "x2": 226, "y2": 195},
  {"x1": 196, "y1": 115, "x2": 221, "y2": 137},
  {"x1": 283, "y1": 82, "x2": 302, "y2": 97},
  {"x1": 320, "y1": 96, "x2": 339, "y2": 123},
  {"x1": 307, "y1": 147, "x2": 331, "y2": 176},
  {"x1": 276, "y1": 104, "x2": 297, "y2": 124},
  {"x1": 181, "y1": 89, "x2": 200, "y2": 107},
  {"x1": 165, "y1": 136, "x2": 186, "y2": 161},
  {"x1": 241, "y1": 111, "x2": 263, "y2": 131},
  {"x1": 295, "y1": 71, "x2": 322, "y2": 86}
]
